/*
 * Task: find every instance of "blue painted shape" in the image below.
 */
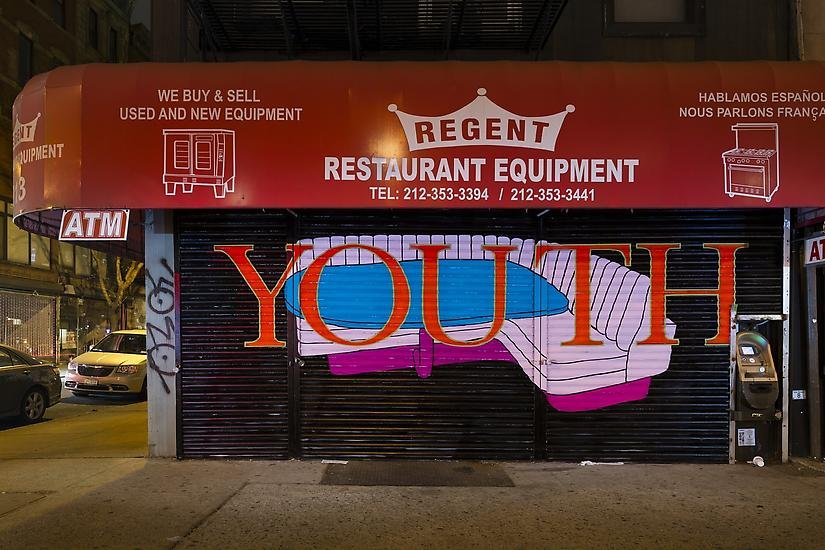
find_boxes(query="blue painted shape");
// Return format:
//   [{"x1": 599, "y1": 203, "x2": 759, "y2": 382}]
[{"x1": 283, "y1": 259, "x2": 568, "y2": 329}]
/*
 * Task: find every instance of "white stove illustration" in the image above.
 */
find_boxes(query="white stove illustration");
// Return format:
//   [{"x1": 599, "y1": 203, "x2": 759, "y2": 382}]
[
  {"x1": 163, "y1": 129, "x2": 236, "y2": 199},
  {"x1": 722, "y1": 123, "x2": 779, "y2": 202}
]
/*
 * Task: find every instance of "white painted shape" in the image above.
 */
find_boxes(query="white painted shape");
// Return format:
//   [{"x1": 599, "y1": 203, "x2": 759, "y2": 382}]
[
  {"x1": 442, "y1": 234, "x2": 457, "y2": 258},
  {"x1": 289, "y1": 234, "x2": 676, "y2": 399},
  {"x1": 458, "y1": 234, "x2": 472, "y2": 259},
  {"x1": 373, "y1": 235, "x2": 389, "y2": 262},
  {"x1": 328, "y1": 236, "x2": 345, "y2": 265},
  {"x1": 402, "y1": 235, "x2": 418, "y2": 260},
  {"x1": 344, "y1": 236, "x2": 360, "y2": 264},
  {"x1": 471, "y1": 235, "x2": 485, "y2": 259}
]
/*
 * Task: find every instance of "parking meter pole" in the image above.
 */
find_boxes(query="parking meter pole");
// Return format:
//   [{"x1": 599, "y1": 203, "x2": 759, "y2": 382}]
[{"x1": 805, "y1": 263, "x2": 822, "y2": 459}]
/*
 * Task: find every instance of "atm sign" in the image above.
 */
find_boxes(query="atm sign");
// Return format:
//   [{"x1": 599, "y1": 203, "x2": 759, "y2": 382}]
[
  {"x1": 59, "y1": 209, "x2": 130, "y2": 241},
  {"x1": 804, "y1": 235, "x2": 825, "y2": 267}
]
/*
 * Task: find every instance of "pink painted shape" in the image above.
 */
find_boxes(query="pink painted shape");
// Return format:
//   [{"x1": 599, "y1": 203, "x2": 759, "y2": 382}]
[
  {"x1": 327, "y1": 332, "x2": 654, "y2": 412},
  {"x1": 414, "y1": 329, "x2": 434, "y2": 378},
  {"x1": 327, "y1": 346, "x2": 417, "y2": 375},
  {"x1": 546, "y1": 378, "x2": 652, "y2": 412},
  {"x1": 327, "y1": 330, "x2": 515, "y2": 377}
]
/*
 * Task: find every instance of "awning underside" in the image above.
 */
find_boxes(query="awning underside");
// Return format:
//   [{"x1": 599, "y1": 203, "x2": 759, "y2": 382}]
[{"x1": 15, "y1": 209, "x2": 145, "y2": 260}]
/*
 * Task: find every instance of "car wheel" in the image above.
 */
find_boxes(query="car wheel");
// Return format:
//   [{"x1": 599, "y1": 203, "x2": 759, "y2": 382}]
[{"x1": 20, "y1": 388, "x2": 46, "y2": 423}]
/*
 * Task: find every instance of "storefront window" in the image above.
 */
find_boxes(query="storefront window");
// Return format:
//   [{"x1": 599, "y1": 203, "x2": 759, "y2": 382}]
[
  {"x1": 125, "y1": 290, "x2": 146, "y2": 330},
  {"x1": 60, "y1": 297, "x2": 125, "y2": 366},
  {"x1": 18, "y1": 32, "x2": 33, "y2": 86},
  {"x1": 605, "y1": 0, "x2": 704, "y2": 36},
  {"x1": 30, "y1": 234, "x2": 51, "y2": 268},
  {"x1": 58, "y1": 296, "x2": 78, "y2": 367},
  {"x1": 94, "y1": 253, "x2": 107, "y2": 276},
  {"x1": 7, "y1": 215, "x2": 29, "y2": 264},
  {"x1": 613, "y1": 0, "x2": 687, "y2": 23},
  {"x1": 88, "y1": 8, "x2": 99, "y2": 49},
  {"x1": 52, "y1": 0, "x2": 65, "y2": 28},
  {"x1": 109, "y1": 28, "x2": 118, "y2": 62},
  {"x1": 5, "y1": 203, "x2": 52, "y2": 268},
  {"x1": 78, "y1": 298, "x2": 114, "y2": 352},
  {"x1": 59, "y1": 241, "x2": 74, "y2": 269},
  {"x1": 75, "y1": 246, "x2": 91, "y2": 276},
  {"x1": 0, "y1": 202, "x2": 5, "y2": 260}
]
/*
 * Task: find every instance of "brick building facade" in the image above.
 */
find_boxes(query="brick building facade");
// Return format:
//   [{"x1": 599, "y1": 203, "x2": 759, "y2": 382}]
[{"x1": 1, "y1": 0, "x2": 148, "y2": 364}]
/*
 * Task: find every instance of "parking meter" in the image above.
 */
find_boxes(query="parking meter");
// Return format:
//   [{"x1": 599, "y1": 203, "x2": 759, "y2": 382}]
[{"x1": 735, "y1": 331, "x2": 779, "y2": 411}]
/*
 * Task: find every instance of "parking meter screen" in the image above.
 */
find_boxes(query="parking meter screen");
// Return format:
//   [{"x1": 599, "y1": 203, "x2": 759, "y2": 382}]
[{"x1": 740, "y1": 346, "x2": 756, "y2": 356}]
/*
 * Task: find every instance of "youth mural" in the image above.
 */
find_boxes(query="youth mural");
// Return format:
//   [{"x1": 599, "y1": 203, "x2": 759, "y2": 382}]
[{"x1": 215, "y1": 234, "x2": 743, "y2": 412}]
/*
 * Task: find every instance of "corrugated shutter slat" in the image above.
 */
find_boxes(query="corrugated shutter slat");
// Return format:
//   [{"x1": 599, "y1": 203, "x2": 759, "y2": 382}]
[
  {"x1": 177, "y1": 209, "x2": 783, "y2": 463},
  {"x1": 178, "y1": 211, "x2": 291, "y2": 458}
]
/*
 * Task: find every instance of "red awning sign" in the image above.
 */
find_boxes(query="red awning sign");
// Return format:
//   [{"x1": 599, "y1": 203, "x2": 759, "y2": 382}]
[
  {"x1": 12, "y1": 61, "x2": 825, "y2": 226},
  {"x1": 59, "y1": 209, "x2": 130, "y2": 241}
]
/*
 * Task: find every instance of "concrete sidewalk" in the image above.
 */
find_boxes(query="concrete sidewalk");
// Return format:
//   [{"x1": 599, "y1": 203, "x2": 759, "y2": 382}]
[{"x1": 0, "y1": 458, "x2": 823, "y2": 549}]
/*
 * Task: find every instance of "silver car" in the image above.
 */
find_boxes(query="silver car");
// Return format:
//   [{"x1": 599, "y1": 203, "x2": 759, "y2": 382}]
[{"x1": 0, "y1": 345, "x2": 62, "y2": 423}]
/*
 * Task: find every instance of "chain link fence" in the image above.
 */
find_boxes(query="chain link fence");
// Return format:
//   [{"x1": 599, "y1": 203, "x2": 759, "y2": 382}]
[{"x1": 0, "y1": 290, "x2": 57, "y2": 361}]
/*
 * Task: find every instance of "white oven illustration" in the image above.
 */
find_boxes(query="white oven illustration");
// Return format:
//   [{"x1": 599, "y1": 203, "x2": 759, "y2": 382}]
[
  {"x1": 722, "y1": 123, "x2": 779, "y2": 202},
  {"x1": 163, "y1": 129, "x2": 236, "y2": 198}
]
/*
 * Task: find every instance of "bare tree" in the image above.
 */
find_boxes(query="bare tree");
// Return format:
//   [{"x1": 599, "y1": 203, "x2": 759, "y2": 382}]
[{"x1": 92, "y1": 251, "x2": 144, "y2": 329}]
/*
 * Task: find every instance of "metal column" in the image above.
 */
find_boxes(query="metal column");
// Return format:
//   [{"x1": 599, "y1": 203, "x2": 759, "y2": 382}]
[
  {"x1": 783, "y1": 209, "x2": 791, "y2": 463},
  {"x1": 145, "y1": 209, "x2": 179, "y2": 458},
  {"x1": 804, "y1": 231, "x2": 823, "y2": 460}
]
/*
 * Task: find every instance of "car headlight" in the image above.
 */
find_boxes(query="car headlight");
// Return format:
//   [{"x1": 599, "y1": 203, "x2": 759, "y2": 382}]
[
  {"x1": 67, "y1": 361, "x2": 77, "y2": 372},
  {"x1": 115, "y1": 365, "x2": 138, "y2": 374}
]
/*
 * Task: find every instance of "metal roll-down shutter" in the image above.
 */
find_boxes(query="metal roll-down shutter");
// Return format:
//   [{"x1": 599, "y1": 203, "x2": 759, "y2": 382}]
[
  {"x1": 295, "y1": 210, "x2": 540, "y2": 459},
  {"x1": 176, "y1": 208, "x2": 784, "y2": 462},
  {"x1": 177, "y1": 210, "x2": 291, "y2": 458},
  {"x1": 540, "y1": 209, "x2": 784, "y2": 463}
]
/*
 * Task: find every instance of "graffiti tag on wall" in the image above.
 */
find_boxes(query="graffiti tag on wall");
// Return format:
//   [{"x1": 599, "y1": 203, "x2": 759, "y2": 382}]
[{"x1": 146, "y1": 257, "x2": 177, "y2": 394}]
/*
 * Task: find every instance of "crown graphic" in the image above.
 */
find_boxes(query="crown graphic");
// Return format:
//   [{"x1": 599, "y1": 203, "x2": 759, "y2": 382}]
[
  {"x1": 13, "y1": 113, "x2": 41, "y2": 150},
  {"x1": 388, "y1": 88, "x2": 574, "y2": 152}
]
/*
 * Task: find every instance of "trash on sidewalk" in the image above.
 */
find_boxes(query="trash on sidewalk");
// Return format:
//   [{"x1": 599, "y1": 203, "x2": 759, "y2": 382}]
[
  {"x1": 321, "y1": 459, "x2": 349, "y2": 465},
  {"x1": 579, "y1": 460, "x2": 625, "y2": 466},
  {"x1": 747, "y1": 456, "x2": 766, "y2": 467}
]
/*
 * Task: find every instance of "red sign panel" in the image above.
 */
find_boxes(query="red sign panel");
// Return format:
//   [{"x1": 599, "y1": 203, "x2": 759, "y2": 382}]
[
  {"x1": 805, "y1": 234, "x2": 825, "y2": 267},
  {"x1": 11, "y1": 61, "x2": 825, "y2": 217},
  {"x1": 59, "y1": 209, "x2": 130, "y2": 241}
]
